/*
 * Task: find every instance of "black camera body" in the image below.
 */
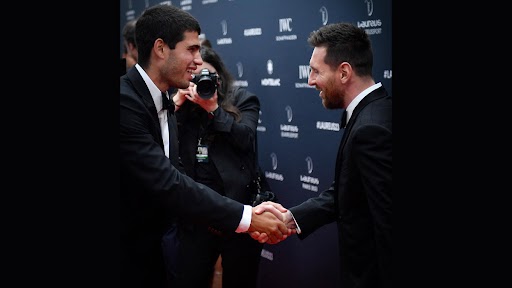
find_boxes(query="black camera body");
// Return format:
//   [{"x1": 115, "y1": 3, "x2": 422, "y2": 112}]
[{"x1": 191, "y1": 68, "x2": 218, "y2": 99}]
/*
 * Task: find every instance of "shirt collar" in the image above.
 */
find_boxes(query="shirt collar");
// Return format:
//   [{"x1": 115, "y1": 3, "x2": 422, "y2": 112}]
[
  {"x1": 345, "y1": 82, "x2": 382, "y2": 122},
  {"x1": 135, "y1": 63, "x2": 166, "y2": 113}
]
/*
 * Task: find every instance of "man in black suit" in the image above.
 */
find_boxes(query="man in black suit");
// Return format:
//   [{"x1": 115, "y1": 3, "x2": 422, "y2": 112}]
[
  {"x1": 120, "y1": 5, "x2": 292, "y2": 288},
  {"x1": 253, "y1": 22, "x2": 392, "y2": 288}
]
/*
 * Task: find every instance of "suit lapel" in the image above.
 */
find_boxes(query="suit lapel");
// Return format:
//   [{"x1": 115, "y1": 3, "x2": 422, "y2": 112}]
[
  {"x1": 126, "y1": 68, "x2": 164, "y2": 149},
  {"x1": 333, "y1": 87, "x2": 388, "y2": 180},
  {"x1": 167, "y1": 110, "x2": 181, "y2": 167}
]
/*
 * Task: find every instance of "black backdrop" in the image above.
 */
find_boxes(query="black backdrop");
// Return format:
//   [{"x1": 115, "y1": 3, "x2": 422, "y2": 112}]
[{"x1": 120, "y1": 1, "x2": 392, "y2": 287}]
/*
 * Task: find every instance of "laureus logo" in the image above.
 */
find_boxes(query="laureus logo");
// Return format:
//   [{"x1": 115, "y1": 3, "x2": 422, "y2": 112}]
[
  {"x1": 221, "y1": 20, "x2": 228, "y2": 36},
  {"x1": 236, "y1": 62, "x2": 243, "y2": 78},
  {"x1": 319, "y1": 6, "x2": 328, "y2": 25},
  {"x1": 285, "y1": 105, "x2": 293, "y2": 123},
  {"x1": 266, "y1": 60, "x2": 273, "y2": 75},
  {"x1": 305, "y1": 156, "x2": 313, "y2": 174},
  {"x1": 364, "y1": 0, "x2": 374, "y2": 16},
  {"x1": 270, "y1": 153, "x2": 278, "y2": 170}
]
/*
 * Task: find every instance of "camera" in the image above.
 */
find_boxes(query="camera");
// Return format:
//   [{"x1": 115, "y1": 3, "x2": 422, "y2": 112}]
[{"x1": 191, "y1": 68, "x2": 218, "y2": 99}]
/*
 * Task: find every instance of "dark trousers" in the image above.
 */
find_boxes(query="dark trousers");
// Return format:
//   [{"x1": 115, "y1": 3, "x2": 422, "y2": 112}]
[{"x1": 167, "y1": 224, "x2": 263, "y2": 288}]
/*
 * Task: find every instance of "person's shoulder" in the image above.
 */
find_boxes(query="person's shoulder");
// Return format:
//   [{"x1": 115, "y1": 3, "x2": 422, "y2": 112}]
[{"x1": 231, "y1": 86, "x2": 256, "y2": 99}]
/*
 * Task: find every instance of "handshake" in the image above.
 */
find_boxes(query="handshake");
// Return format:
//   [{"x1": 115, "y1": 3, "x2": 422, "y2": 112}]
[{"x1": 247, "y1": 201, "x2": 300, "y2": 244}]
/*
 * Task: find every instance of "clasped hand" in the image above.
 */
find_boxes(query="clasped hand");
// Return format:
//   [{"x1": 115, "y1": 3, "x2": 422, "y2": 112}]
[{"x1": 248, "y1": 201, "x2": 297, "y2": 244}]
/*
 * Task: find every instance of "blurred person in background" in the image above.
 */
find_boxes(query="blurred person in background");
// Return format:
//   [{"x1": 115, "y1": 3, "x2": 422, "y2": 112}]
[
  {"x1": 121, "y1": 19, "x2": 138, "y2": 75},
  {"x1": 167, "y1": 45, "x2": 264, "y2": 288}
]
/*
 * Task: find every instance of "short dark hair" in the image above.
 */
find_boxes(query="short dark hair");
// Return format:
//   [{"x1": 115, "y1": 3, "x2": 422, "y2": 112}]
[
  {"x1": 308, "y1": 22, "x2": 373, "y2": 77},
  {"x1": 122, "y1": 19, "x2": 137, "y2": 48},
  {"x1": 135, "y1": 4, "x2": 201, "y2": 68}
]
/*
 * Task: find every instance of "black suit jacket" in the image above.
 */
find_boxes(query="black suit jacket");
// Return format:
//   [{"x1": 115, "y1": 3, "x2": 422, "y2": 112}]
[
  {"x1": 120, "y1": 66, "x2": 245, "y2": 288},
  {"x1": 290, "y1": 86, "x2": 392, "y2": 288}
]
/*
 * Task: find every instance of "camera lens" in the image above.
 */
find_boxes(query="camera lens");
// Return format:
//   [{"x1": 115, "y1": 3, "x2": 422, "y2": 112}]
[
  {"x1": 196, "y1": 77, "x2": 217, "y2": 99},
  {"x1": 192, "y1": 69, "x2": 218, "y2": 99}
]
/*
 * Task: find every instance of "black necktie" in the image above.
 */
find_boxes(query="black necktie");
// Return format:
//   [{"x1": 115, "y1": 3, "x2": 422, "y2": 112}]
[
  {"x1": 161, "y1": 91, "x2": 174, "y2": 114},
  {"x1": 341, "y1": 109, "x2": 348, "y2": 128}
]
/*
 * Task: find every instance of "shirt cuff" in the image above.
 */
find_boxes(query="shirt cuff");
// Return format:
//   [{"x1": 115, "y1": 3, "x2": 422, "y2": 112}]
[
  {"x1": 235, "y1": 205, "x2": 252, "y2": 233},
  {"x1": 290, "y1": 211, "x2": 302, "y2": 234}
]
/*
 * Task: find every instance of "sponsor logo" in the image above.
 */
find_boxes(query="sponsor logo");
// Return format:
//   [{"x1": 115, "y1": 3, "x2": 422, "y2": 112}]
[
  {"x1": 180, "y1": 0, "x2": 192, "y2": 10},
  {"x1": 305, "y1": 156, "x2": 313, "y2": 174},
  {"x1": 365, "y1": 0, "x2": 374, "y2": 16},
  {"x1": 126, "y1": 10, "x2": 135, "y2": 21},
  {"x1": 316, "y1": 121, "x2": 340, "y2": 131},
  {"x1": 300, "y1": 156, "x2": 320, "y2": 192},
  {"x1": 271, "y1": 153, "x2": 278, "y2": 170},
  {"x1": 261, "y1": 60, "x2": 280, "y2": 86},
  {"x1": 257, "y1": 110, "x2": 266, "y2": 132},
  {"x1": 276, "y1": 18, "x2": 297, "y2": 41},
  {"x1": 357, "y1": 1, "x2": 382, "y2": 35},
  {"x1": 319, "y1": 6, "x2": 328, "y2": 25},
  {"x1": 285, "y1": 105, "x2": 292, "y2": 122},
  {"x1": 295, "y1": 65, "x2": 315, "y2": 89},
  {"x1": 299, "y1": 156, "x2": 320, "y2": 192},
  {"x1": 237, "y1": 62, "x2": 243, "y2": 78},
  {"x1": 244, "y1": 28, "x2": 262, "y2": 36},
  {"x1": 280, "y1": 106, "x2": 299, "y2": 139},
  {"x1": 265, "y1": 153, "x2": 284, "y2": 181},
  {"x1": 233, "y1": 62, "x2": 248, "y2": 87},
  {"x1": 217, "y1": 20, "x2": 233, "y2": 45},
  {"x1": 221, "y1": 20, "x2": 227, "y2": 36}
]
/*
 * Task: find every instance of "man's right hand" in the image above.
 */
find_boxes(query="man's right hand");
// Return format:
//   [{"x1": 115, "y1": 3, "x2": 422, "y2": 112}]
[
  {"x1": 248, "y1": 207, "x2": 290, "y2": 244},
  {"x1": 250, "y1": 201, "x2": 298, "y2": 244}
]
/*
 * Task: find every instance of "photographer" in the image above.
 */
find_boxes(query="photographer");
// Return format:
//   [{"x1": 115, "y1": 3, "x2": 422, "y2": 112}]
[{"x1": 168, "y1": 46, "x2": 264, "y2": 288}]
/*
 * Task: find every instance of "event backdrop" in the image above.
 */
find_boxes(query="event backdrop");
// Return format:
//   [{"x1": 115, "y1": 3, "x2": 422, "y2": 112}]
[{"x1": 120, "y1": 1, "x2": 391, "y2": 287}]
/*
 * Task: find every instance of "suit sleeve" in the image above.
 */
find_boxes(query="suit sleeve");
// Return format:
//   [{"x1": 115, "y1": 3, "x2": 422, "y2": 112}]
[
  {"x1": 289, "y1": 182, "x2": 338, "y2": 239},
  {"x1": 209, "y1": 88, "x2": 259, "y2": 154},
  {"x1": 120, "y1": 91, "x2": 244, "y2": 232}
]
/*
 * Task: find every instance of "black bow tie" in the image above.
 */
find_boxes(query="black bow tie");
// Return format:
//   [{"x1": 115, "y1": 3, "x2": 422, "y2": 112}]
[{"x1": 161, "y1": 92, "x2": 174, "y2": 114}]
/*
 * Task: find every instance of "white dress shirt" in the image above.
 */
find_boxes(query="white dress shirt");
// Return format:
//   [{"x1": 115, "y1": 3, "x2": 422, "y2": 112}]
[{"x1": 134, "y1": 64, "x2": 252, "y2": 232}]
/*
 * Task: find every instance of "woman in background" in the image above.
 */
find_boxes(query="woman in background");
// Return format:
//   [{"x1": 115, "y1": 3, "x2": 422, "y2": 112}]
[{"x1": 168, "y1": 46, "x2": 263, "y2": 288}]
